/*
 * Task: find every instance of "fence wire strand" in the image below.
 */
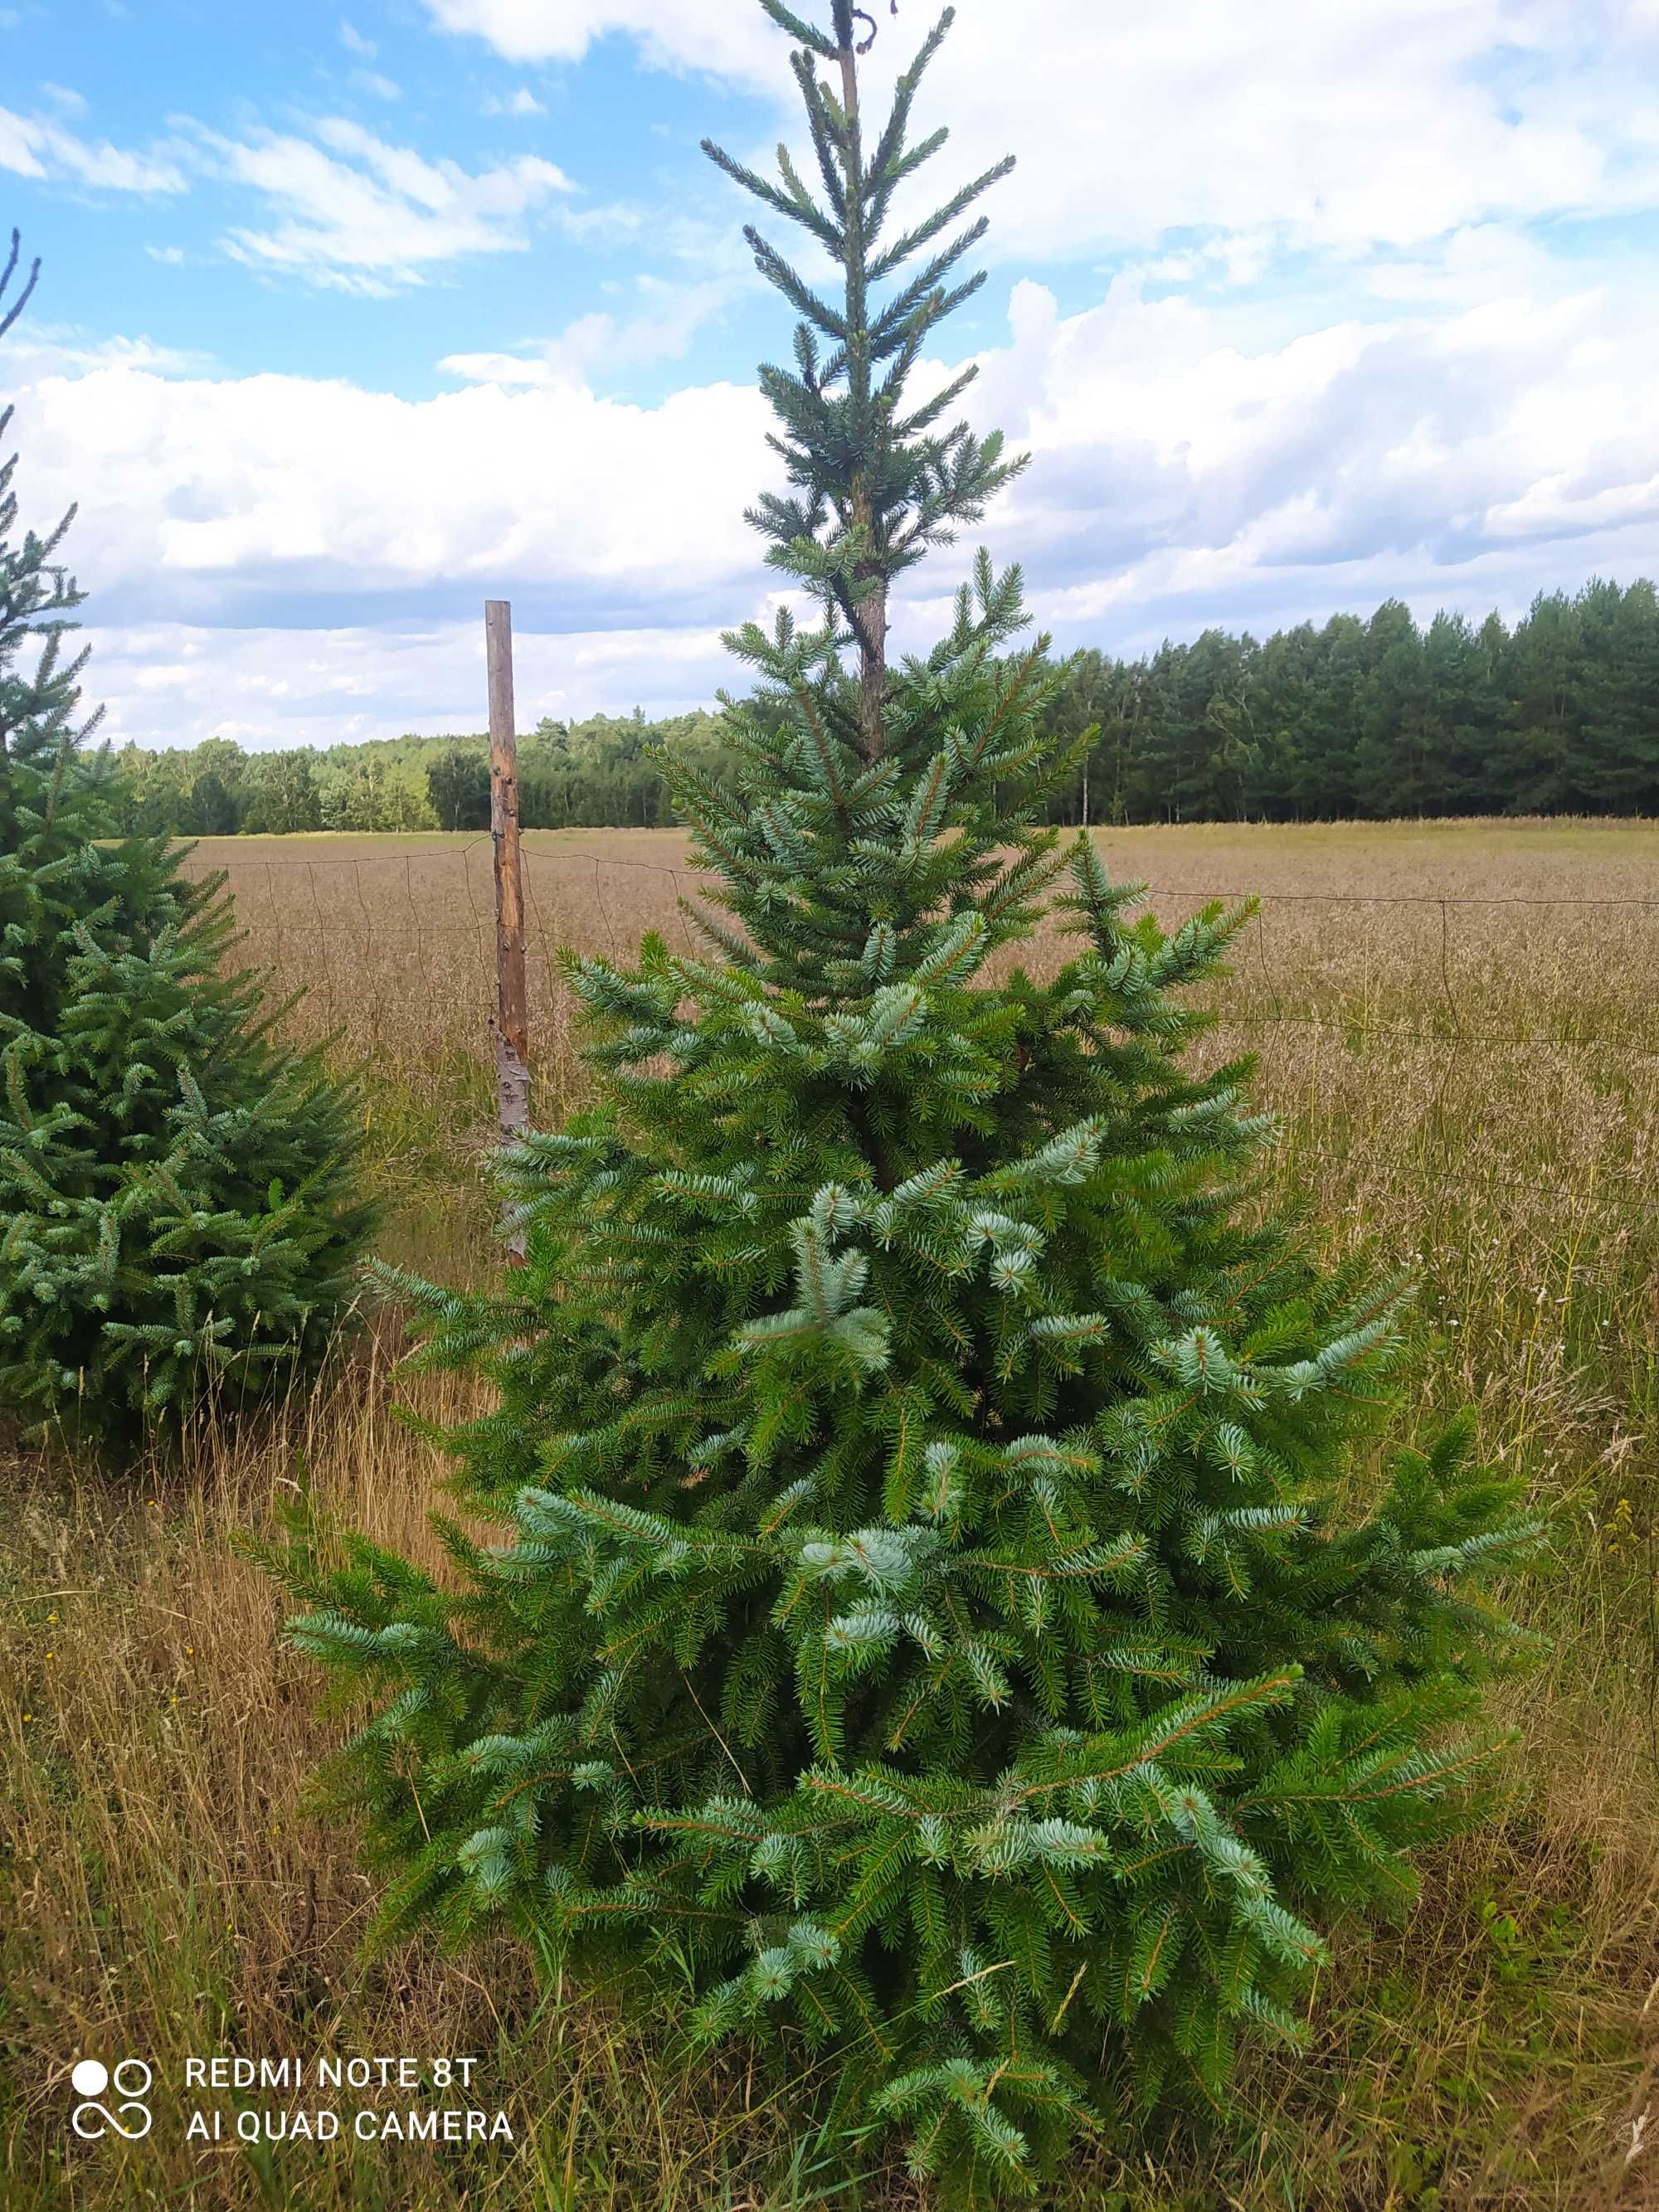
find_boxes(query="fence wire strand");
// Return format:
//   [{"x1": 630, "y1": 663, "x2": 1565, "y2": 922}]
[{"x1": 180, "y1": 843, "x2": 1659, "y2": 1204}]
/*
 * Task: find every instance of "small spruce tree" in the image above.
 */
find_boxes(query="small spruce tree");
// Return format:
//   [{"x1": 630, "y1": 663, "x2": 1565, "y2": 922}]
[
  {"x1": 276, "y1": 16, "x2": 1538, "y2": 2200},
  {"x1": 0, "y1": 235, "x2": 374, "y2": 1448}
]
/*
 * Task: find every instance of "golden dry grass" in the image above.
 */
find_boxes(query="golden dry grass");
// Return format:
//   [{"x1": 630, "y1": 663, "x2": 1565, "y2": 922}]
[{"x1": 2, "y1": 818, "x2": 1657, "y2": 2210}]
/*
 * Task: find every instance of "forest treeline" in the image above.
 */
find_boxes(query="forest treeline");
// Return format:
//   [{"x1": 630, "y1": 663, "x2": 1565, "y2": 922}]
[
  {"x1": 109, "y1": 578, "x2": 1659, "y2": 835},
  {"x1": 107, "y1": 710, "x2": 738, "y2": 838}
]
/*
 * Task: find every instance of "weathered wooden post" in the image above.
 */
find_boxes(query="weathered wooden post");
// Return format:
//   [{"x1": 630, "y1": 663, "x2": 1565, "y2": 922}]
[{"x1": 485, "y1": 599, "x2": 529, "y2": 1258}]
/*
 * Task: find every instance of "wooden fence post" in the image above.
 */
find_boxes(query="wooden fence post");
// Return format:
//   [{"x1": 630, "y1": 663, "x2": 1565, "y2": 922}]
[{"x1": 485, "y1": 599, "x2": 529, "y2": 1258}]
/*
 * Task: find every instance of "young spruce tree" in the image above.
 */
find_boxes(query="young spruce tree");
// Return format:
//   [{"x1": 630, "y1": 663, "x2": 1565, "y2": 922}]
[
  {"x1": 0, "y1": 236, "x2": 373, "y2": 1448},
  {"x1": 279, "y1": 13, "x2": 1538, "y2": 2198}
]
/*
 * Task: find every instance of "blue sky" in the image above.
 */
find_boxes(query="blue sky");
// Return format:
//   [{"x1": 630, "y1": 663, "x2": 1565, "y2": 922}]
[
  {"x1": 5, "y1": 0, "x2": 1659, "y2": 749},
  {"x1": 5, "y1": 2, "x2": 791, "y2": 401}
]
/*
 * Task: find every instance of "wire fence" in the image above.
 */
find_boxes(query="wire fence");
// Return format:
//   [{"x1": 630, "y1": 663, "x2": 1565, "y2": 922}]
[{"x1": 178, "y1": 839, "x2": 1659, "y2": 1212}]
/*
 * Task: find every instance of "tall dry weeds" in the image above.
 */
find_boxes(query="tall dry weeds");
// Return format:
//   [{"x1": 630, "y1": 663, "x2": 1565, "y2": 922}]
[{"x1": 2, "y1": 819, "x2": 1656, "y2": 2209}]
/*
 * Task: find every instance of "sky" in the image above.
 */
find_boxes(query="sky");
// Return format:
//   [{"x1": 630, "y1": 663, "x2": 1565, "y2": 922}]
[{"x1": 5, "y1": 0, "x2": 1659, "y2": 751}]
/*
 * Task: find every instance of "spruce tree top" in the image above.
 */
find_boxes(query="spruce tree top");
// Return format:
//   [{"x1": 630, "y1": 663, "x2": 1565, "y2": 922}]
[
  {"x1": 705, "y1": 0, "x2": 1022, "y2": 768},
  {"x1": 664, "y1": 0, "x2": 1087, "y2": 1054},
  {"x1": 282, "y1": 12, "x2": 1539, "y2": 2202}
]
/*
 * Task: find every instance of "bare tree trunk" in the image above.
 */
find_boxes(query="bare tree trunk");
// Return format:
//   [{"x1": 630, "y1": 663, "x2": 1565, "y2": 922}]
[{"x1": 838, "y1": 41, "x2": 859, "y2": 123}]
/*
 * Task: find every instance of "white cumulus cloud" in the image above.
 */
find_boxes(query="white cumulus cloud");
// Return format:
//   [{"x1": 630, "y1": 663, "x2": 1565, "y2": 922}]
[
  {"x1": 12, "y1": 351, "x2": 772, "y2": 633},
  {"x1": 421, "y1": 0, "x2": 779, "y2": 85},
  {"x1": 859, "y1": 0, "x2": 1635, "y2": 263}
]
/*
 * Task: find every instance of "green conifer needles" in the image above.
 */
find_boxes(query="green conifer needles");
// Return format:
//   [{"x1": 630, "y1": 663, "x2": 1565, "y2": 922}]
[
  {"x1": 0, "y1": 240, "x2": 373, "y2": 1446},
  {"x1": 275, "y1": 14, "x2": 1539, "y2": 2199}
]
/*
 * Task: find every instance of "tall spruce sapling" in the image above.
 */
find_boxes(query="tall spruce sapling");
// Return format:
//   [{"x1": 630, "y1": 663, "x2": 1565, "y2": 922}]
[
  {"x1": 0, "y1": 235, "x2": 374, "y2": 1448},
  {"x1": 275, "y1": 10, "x2": 1540, "y2": 2200}
]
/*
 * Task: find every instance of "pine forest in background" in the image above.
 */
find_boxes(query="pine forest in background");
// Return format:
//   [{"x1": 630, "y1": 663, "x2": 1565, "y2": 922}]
[{"x1": 109, "y1": 574, "x2": 1659, "y2": 838}]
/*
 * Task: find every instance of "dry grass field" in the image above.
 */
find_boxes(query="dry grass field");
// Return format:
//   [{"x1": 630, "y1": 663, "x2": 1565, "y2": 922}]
[{"x1": 2, "y1": 817, "x2": 1657, "y2": 2210}]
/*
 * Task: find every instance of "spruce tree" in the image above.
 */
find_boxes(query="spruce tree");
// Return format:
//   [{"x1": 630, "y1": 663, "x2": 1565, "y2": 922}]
[
  {"x1": 276, "y1": 15, "x2": 1539, "y2": 2199},
  {"x1": 0, "y1": 236, "x2": 374, "y2": 1449}
]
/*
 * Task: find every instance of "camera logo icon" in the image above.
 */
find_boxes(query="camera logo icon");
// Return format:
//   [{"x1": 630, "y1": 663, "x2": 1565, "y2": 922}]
[{"x1": 71, "y1": 2059, "x2": 153, "y2": 2141}]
